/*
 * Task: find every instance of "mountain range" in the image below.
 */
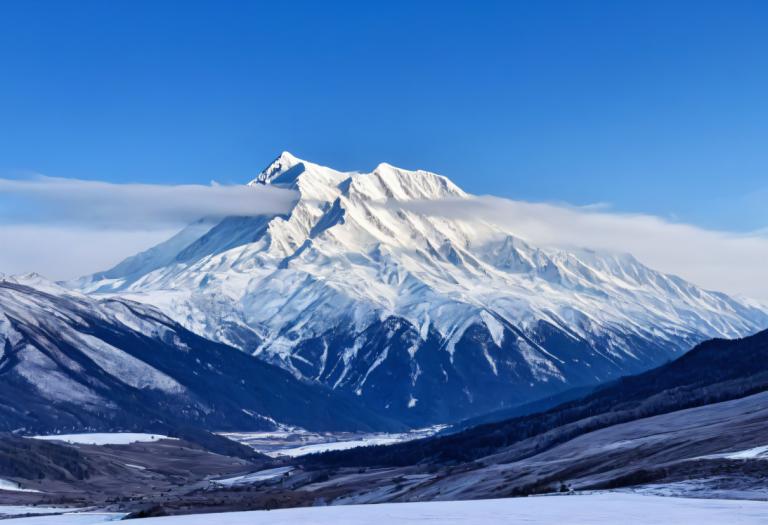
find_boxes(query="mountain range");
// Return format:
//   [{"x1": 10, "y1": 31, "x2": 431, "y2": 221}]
[
  {"x1": 1, "y1": 152, "x2": 767, "y2": 517},
  {"x1": 71, "y1": 152, "x2": 768, "y2": 426},
  {"x1": 289, "y1": 328, "x2": 768, "y2": 503},
  {"x1": 0, "y1": 275, "x2": 399, "y2": 435}
]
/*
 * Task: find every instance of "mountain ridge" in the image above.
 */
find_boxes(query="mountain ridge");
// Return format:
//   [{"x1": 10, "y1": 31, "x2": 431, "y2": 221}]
[
  {"x1": 0, "y1": 276, "x2": 402, "y2": 434},
  {"x1": 300, "y1": 327, "x2": 768, "y2": 468},
  {"x1": 70, "y1": 152, "x2": 768, "y2": 425}
]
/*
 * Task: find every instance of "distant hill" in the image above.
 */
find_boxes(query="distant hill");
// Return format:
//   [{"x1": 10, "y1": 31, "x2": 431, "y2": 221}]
[
  {"x1": 304, "y1": 328, "x2": 768, "y2": 466},
  {"x1": 0, "y1": 278, "x2": 403, "y2": 435}
]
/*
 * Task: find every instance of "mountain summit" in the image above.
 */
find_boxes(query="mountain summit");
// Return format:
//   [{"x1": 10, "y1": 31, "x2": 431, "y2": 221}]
[
  {"x1": 73, "y1": 154, "x2": 768, "y2": 426},
  {"x1": 250, "y1": 151, "x2": 304, "y2": 186}
]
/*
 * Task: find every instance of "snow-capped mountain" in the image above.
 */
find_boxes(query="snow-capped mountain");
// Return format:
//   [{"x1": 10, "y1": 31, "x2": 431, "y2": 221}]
[
  {"x1": 74, "y1": 152, "x2": 768, "y2": 425},
  {"x1": 0, "y1": 275, "x2": 399, "y2": 433}
]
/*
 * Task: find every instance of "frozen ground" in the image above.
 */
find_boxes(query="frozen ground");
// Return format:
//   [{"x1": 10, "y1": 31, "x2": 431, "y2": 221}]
[
  {"x1": 221, "y1": 426, "x2": 445, "y2": 457},
  {"x1": 0, "y1": 479, "x2": 40, "y2": 493},
  {"x1": 700, "y1": 444, "x2": 768, "y2": 460},
  {"x1": 628, "y1": 480, "x2": 768, "y2": 501},
  {"x1": 2, "y1": 513, "x2": 123, "y2": 524},
  {"x1": 3, "y1": 494, "x2": 767, "y2": 524},
  {"x1": 29, "y1": 433, "x2": 176, "y2": 446},
  {"x1": 212, "y1": 467, "x2": 294, "y2": 487},
  {"x1": 0, "y1": 506, "x2": 78, "y2": 518}
]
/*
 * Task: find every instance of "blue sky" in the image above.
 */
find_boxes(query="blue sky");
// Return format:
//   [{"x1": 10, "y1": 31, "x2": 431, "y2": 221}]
[
  {"x1": 1, "y1": 1, "x2": 767, "y2": 232},
  {"x1": 1, "y1": 1, "x2": 768, "y2": 296}
]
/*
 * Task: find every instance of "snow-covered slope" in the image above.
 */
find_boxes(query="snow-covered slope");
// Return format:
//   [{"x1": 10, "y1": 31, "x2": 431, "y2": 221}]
[
  {"x1": 73, "y1": 152, "x2": 768, "y2": 425},
  {"x1": 10, "y1": 494, "x2": 768, "y2": 525},
  {"x1": 0, "y1": 276, "x2": 400, "y2": 433}
]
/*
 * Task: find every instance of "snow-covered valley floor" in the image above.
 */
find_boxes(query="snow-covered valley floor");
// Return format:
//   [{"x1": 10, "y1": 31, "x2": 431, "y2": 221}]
[
  {"x1": 4, "y1": 493, "x2": 767, "y2": 524},
  {"x1": 220, "y1": 425, "x2": 446, "y2": 458},
  {"x1": 29, "y1": 433, "x2": 176, "y2": 446}
]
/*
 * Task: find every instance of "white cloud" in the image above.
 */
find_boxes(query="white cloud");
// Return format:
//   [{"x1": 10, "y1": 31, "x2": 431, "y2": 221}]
[
  {"x1": 0, "y1": 225, "x2": 177, "y2": 280},
  {"x1": 0, "y1": 176, "x2": 297, "y2": 228},
  {"x1": 1, "y1": 175, "x2": 765, "y2": 300},
  {"x1": 0, "y1": 176, "x2": 298, "y2": 280},
  {"x1": 399, "y1": 196, "x2": 768, "y2": 300}
]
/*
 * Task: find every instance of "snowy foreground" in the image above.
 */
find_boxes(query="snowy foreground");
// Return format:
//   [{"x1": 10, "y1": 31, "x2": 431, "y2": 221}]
[
  {"x1": 4, "y1": 494, "x2": 768, "y2": 524},
  {"x1": 0, "y1": 479, "x2": 40, "y2": 493}
]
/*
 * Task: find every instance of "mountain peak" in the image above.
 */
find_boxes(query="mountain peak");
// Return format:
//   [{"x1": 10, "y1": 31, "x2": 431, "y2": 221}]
[
  {"x1": 248, "y1": 153, "x2": 467, "y2": 203},
  {"x1": 75, "y1": 152, "x2": 768, "y2": 426},
  {"x1": 373, "y1": 161, "x2": 396, "y2": 172},
  {"x1": 250, "y1": 151, "x2": 304, "y2": 186},
  {"x1": 357, "y1": 161, "x2": 467, "y2": 201}
]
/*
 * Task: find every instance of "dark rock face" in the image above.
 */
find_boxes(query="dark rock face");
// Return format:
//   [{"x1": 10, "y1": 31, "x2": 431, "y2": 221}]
[
  {"x1": 300, "y1": 328, "x2": 768, "y2": 468},
  {"x1": 282, "y1": 315, "x2": 689, "y2": 426}
]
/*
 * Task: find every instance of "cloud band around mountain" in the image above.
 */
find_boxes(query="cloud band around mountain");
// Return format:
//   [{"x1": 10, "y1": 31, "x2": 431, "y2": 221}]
[
  {"x1": 0, "y1": 175, "x2": 766, "y2": 301},
  {"x1": 398, "y1": 196, "x2": 768, "y2": 301},
  {"x1": 0, "y1": 175, "x2": 298, "y2": 280},
  {"x1": 0, "y1": 176, "x2": 298, "y2": 228}
]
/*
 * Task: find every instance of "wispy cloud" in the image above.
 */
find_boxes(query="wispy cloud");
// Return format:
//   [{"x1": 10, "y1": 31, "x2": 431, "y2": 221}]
[
  {"x1": 0, "y1": 176, "x2": 298, "y2": 228},
  {"x1": 1, "y1": 175, "x2": 766, "y2": 300},
  {"x1": 399, "y1": 196, "x2": 768, "y2": 300},
  {"x1": 0, "y1": 175, "x2": 298, "y2": 280},
  {"x1": 0, "y1": 225, "x2": 178, "y2": 281}
]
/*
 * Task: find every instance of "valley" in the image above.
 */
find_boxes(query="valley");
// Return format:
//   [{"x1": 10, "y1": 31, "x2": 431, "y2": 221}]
[{"x1": 1, "y1": 329, "x2": 767, "y2": 519}]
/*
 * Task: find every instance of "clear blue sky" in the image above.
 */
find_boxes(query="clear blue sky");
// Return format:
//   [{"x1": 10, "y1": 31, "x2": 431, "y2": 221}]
[{"x1": 1, "y1": 0, "x2": 767, "y2": 231}]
